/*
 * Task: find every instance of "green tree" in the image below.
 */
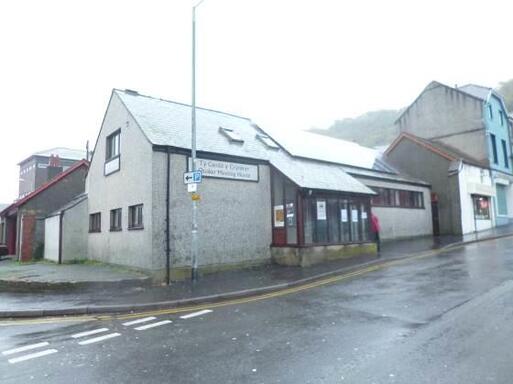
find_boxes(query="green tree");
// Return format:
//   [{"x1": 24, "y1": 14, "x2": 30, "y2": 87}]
[{"x1": 497, "y1": 79, "x2": 513, "y2": 112}]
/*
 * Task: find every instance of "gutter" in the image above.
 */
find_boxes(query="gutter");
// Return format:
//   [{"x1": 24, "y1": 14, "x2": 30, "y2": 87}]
[
  {"x1": 58, "y1": 210, "x2": 64, "y2": 264},
  {"x1": 166, "y1": 148, "x2": 171, "y2": 285}
]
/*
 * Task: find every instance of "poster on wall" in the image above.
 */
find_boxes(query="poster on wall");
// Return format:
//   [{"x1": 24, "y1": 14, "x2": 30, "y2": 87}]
[
  {"x1": 351, "y1": 209, "x2": 359, "y2": 222},
  {"x1": 341, "y1": 209, "x2": 348, "y2": 222},
  {"x1": 286, "y1": 203, "x2": 295, "y2": 227},
  {"x1": 317, "y1": 200, "x2": 327, "y2": 220},
  {"x1": 274, "y1": 205, "x2": 285, "y2": 227},
  {"x1": 361, "y1": 211, "x2": 368, "y2": 220}
]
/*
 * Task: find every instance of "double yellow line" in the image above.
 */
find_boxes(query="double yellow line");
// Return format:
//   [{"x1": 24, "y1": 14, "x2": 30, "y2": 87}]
[{"x1": 2, "y1": 236, "x2": 506, "y2": 327}]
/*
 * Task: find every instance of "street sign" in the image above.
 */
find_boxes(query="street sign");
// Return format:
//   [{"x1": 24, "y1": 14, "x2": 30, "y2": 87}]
[
  {"x1": 187, "y1": 183, "x2": 197, "y2": 193},
  {"x1": 183, "y1": 170, "x2": 202, "y2": 184}
]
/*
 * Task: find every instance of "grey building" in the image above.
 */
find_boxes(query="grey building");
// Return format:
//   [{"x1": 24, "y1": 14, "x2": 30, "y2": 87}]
[
  {"x1": 0, "y1": 160, "x2": 89, "y2": 260},
  {"x1": 270, "y1": 130, "x2": 433, "y2": 240},
  {"x1": 386, "y1": 133, "x2": 495, "y2": 235},
  {"x1": 85, "y1": 89, "x2": 433, "y2": 281},
  {"x1": 395, "y1": 81, "x2": 513, "y2": 227},
  {"x1": 18, "y1": 147, "x2": 87, "y2": 198},
  {"x1": 87, "y1": 90, "x2": 392, "y2": 281}
]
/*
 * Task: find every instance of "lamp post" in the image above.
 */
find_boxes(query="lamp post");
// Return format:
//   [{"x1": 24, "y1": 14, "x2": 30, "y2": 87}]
[{"x1": 191, "y1": 0, "x2": 205, "y2": 282}]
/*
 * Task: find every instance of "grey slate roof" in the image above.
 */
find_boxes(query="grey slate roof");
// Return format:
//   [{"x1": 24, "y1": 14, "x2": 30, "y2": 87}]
[
  {"x1": 113, "y1": 89, "x2": 392, "y2": 195},
  {"x1": 458, "y1": 84, "x2": 492, "y2": 101},
  {"x1": 0, "y1": 204, "x2": 8, "y2": 212},
  {"x1": 47, "y1": 193, "x2": 88, "y2": 218}
]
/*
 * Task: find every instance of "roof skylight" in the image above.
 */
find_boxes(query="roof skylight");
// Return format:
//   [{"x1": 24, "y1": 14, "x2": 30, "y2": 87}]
[
  {"x1": 219, "y1": 127, "x2": 244, "y2": 143},
  {"x1": 256, "y1": 134, "x2": 279, "y2": 149}
]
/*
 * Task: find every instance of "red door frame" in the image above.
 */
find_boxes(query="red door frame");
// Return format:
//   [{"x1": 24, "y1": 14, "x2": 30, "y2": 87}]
[{"x1": 6, "y1": 215, "x2": 17, "y2": 255}]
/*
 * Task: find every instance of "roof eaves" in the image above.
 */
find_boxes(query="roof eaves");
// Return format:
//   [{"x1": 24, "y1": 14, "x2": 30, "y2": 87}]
[{"x1": 11, "y1": 160, "x2": 89, "y2": 209}]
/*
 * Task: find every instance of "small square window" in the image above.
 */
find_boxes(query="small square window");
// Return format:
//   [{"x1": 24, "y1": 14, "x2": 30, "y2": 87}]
[
  {"x1": 128, "y1": 204, "x2": 143, "y2": 229},
  {"x1": 110, "y1": 208, "x2": 122, "y2": 231},
  {"x1": 219, "y1": 127, "x2": 244, "y2": 143},
  {"x1": 89, "y1": 212, "x2": 101, "y2": 233}
]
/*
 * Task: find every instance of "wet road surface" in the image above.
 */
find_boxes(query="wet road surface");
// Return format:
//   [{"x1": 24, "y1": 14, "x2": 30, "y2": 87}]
[{"x1": 2, "y1": 237, "x2": 513, "y2": 383}]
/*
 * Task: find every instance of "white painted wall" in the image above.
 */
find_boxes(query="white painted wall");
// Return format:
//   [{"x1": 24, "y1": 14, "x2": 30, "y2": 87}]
[
  {"x1": 458, "y1": 163, "x2": 494, "y2": 234},
  {"x1": 358, "y1": 178, "x2": 433, "y2": 240},
  {"x1": 87, "y1": 92, "x2": 154, "y2": 270},
  {"x1": 44, "y1": 215, "x2": 60, "y2": 262}
]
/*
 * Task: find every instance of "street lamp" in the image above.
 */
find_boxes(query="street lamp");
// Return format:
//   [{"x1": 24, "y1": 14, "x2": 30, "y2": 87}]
[{"x1": 191, "y1": 0, "x2": 205, "y2": 282}]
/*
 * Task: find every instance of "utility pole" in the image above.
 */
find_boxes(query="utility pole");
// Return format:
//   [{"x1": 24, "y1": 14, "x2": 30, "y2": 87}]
[{"x1": 191, "y1": 0, "x2": 205, "y2": 282}]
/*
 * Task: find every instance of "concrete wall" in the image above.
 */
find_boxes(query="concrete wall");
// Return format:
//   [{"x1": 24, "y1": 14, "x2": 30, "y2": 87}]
[
  {"x1": 61, "y1": 198, "x2": 88, "y2": 262},
  {"x1": 396, "y1": 82, "x2": 489, "y2": 165},
  {"x1": 357, "y1": 178, "x2": 433, "y2": 240},
  {"x1": 87, "y1": 92, "x2": 154, "y2": 270},
  {"x1": 44, "y1": 215, "x2": 60, "y2": 262},
  {"x1": 160, "y1": 153, "x2": 272, "y2": 279},
  {"x1": 386, "y1": 138, "x2": 463, "y2": 235}
]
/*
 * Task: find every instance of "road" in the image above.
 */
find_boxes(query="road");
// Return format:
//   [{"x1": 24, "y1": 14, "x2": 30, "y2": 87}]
[{"x1": 2, "y1": 236, "x2": 513, "y2": 383}]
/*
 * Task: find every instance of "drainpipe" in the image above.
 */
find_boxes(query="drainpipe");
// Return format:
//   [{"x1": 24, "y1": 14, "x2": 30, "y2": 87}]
[
  {"x1": 58, "y1": 210, "x2": 64, "y2": 264},
  {"x1": 166, "y1": 148, "x2": 171, "y2": 285}
]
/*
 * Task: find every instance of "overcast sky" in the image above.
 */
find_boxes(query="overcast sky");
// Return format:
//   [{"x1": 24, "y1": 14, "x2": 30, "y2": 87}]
[{"x1": 1, "y1": 0, "x2": 512, "y2": 203}]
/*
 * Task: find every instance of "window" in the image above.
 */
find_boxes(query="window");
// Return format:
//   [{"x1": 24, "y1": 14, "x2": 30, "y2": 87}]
[
  {"x1": 106, "y1": 130, "x2": 120, "y2": 160},
  {"x1": 303, "y1": 195, "x2": 371, "y2": 245},
  {"x1": 128, "y1": 204, "x2": 143, "y2": 229},
  {"x1": 110, "y1": 208, "x2": 122, "y2": 231},
  {"x1": 488, "y1": 105, "x2": 493, "y2": 120},
  {"x1": 500, "y1": 110, "x2": 505, "y2": 126},
  {"x1": 371, "y1": 187, "x2": 424, "y2": 208},
  {"x1": 472, "y1": 195, "x2": 490, "y2": 220},
  {"x1": 219, "y1": 127, "x2": 244, "y2": 143},
  {"x1": 256, "y1": 134, "x2": 279, "y2": 149},
  {"x1": 89, "y1": 213, "x2": 101, "y2": 233},
  {"x1": 490, "y1": 134, "x2": 498, "y2": 164},
  {"x1": 502, "y1": 140, "x2": 509, "y2": 168}
]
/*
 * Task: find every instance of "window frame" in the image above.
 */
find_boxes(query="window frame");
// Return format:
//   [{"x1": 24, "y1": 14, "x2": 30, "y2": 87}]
[
  {"x1": 106, "y1": 129, "x2": 121, "y2": 161},
  {"x1": 501, "y1": 139, "x2": 509, "y2": 168},
  {"x1": 110, "y1": 208, "x2": 122, "y2": 232},
  {"x1": 371, "y1": 187, "x2": 424, "y2": 209},
  {"x1": 128, "y1": 204, "x2": 144, "y2": 230},
  {"x1": 490, "y1": 133, "x2": 498, "y2": 164},
  {"x1": 89, "y1": 212, "x2": 101, "y2": 233},
  {"x1": 219, "y1": 127, "x2": 244, "y2": 143},
  {"x1": 472, "y1": 195, "x2": 491, "y2": 220}
]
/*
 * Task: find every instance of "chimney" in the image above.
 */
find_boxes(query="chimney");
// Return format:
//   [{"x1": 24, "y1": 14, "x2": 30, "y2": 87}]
[{"x1": 47, "y1": 154, "x2": 63, "y2": 181}]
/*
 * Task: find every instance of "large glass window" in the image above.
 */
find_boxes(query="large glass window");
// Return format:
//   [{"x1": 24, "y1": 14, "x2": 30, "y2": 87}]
[
  {"x1": 285, "y1": 184, "x2": 297, "y2": 245},
  {"x1": 303, "y1": 194, "x2": 370, "y2": 245},
  {"x1": 349, "y1": 203, "x2": 360, "y2": 242},
  {"x1": 340, "y1": 199, "x2": 351, "y2": 242},
  {"x1": 327, "y1": 198, "x2": 339, "y2": 243},
  {"x1": 314, "y1": 199, "x2": 328, "y2": 243},
  {"x1": 472, "y1": 195, "x2": 490, "y2": 220}
]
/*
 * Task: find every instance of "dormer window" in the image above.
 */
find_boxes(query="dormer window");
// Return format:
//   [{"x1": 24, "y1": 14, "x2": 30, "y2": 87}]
[
  {"x1": 256, "y1": 134, "x2": 279, "y2": 149},
  {"x1": 219, "y1": 127, "x2": 244, "y2": 143}
]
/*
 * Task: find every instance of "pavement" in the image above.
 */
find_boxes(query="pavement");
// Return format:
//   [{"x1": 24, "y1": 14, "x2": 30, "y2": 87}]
[
  {"x1": 1, "y1": 223, "x2": 513, "y2": 317},
  {"x1": 3, "y1": 234, "x2": 513, "y2": 383}
]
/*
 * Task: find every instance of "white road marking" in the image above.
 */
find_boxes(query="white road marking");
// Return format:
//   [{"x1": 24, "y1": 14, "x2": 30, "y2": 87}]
[
  {"x1": 71, "y1": 328, "x2": 109, "y2": 339},
  {"x1": 2, "y1": 342, "x2": 50, "y2": 356},
  {"x1": 78, "y1": 332, "x2": 121, "y2": 345},
  {"x1": 122, "y1": 317, "x2": 157, "y2": 326},
  {"x1": 8, "y1": 349, "x2": 58, "y2": 364},
  {"x1": 134, "y1": 320, "x2": 172, "y2": 331},
  {"x1": 180, "y1": 309, "x2": 213, "y2": 319}
]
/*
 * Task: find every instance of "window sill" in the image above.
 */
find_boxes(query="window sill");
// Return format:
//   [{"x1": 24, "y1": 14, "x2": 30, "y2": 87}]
[
  {"x1": 89, "y1": 230, "x2": 101, "y2": 233},
  {"x1": 110, "y1": 228, "x2": 122, "y2": 232},
  {"x1": 128, "y1": 226, "x2": 144, "y2": 231}
]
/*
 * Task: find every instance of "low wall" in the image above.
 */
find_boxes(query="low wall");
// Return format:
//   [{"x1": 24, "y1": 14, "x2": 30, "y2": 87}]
[{"x1": 272, "y1": 243, "x2": 377, "y2": 267}]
